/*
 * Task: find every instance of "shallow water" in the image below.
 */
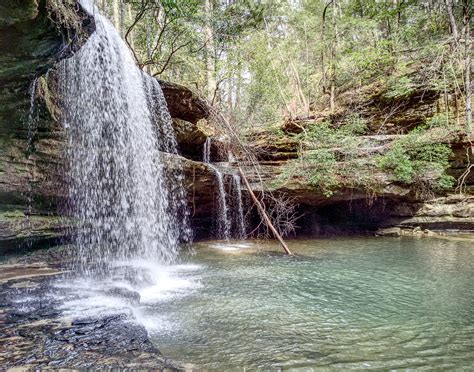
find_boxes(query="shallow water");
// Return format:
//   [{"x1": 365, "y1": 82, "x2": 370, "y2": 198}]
[{"x1": 143, "y1": 237, "x2": 474, "y2": 370}]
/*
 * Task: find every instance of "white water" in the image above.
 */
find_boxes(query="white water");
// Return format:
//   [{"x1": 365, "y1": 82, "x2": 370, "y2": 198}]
[
  {"x1": 26, "y1": 77, "x2": 38, "y2": 157},
  {"x1": 24, "y1": 77, "x2": 39, "y2": 248},
  {"x1": 202, "y1": 138, "x2": 231, "y2": 240},
  {"x1": 203, "y1": 136, "x2": 211, "y2": 164},
  {"x1": 212, "y1": 165, "x2": 231, "y2": 240},
  {"x1": 232, "y1": 174, "x2": 246, "y2": 239},
  {"x1": 202, "y1": 138, "x2": 246, "y2": 240},
  {"x1": 59, "y1": 0, "x2": 188, "y2": 279},
  {"x1": 142, "y1": 72, "x2": 192, "y2": 245}
]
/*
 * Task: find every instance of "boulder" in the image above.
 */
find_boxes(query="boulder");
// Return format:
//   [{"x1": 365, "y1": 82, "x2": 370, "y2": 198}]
[
  {"x1": 171, "y1": 118, "x2": 207, "y2": 159},
  {"x1": 159, "y1": 80, "x2": 210, "y2": 124},
  {"x1": 375, "y1": 227, "x2": 401, "y2": 237}
]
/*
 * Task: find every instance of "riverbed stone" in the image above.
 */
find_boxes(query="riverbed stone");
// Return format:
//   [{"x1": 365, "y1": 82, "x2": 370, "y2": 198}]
[{"x1": 0, "y1": 248, "x2": 180, "y2": 370}]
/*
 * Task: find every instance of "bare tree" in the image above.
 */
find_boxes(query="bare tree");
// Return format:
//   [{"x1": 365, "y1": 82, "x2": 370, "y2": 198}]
[
  {"x1": 112, "y1": 0, "x2": 122, "y2": 34},
  {"x1": 205, "y1": 0, "x2": 217, "y2": 103},
  {"x1": 461, "y1": 0, "x2": 472, "y2": 132},
  {"x1": 444, "y1": 0, "x2": 459, "y2": 42}
]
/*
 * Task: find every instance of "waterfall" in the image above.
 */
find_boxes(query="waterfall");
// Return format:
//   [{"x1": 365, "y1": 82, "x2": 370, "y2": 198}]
[
  {"x1": 24, "y1": 77, "x2": 39, "y2": 248},
  {"x1": 142, "y1": 73, "x2": 191, "y2": 245},
  {"x1": 232, "y1": 175, "x2": 246, "y2": 239},
  {"x1": 59, "y1": 0, "x2": 188, "y2": 278},
  {"x1": 203, "y1": 138, "x2": 246, "y2": 240},
  {"x1": 142, "y1": 73, "x2": 178, "y2": 154},
  {"x1": 203, "y1": 137, "x2": 211, "y2": 164},
  {"x1": 26, "y1": 77, "x2": 38, "y2": 157},
  {"x1": 213, "y1": 169, "x2": 231, "y2": 240},
  {"x1": 202, "y1": 138, "x2": 231, "y2": 240}
]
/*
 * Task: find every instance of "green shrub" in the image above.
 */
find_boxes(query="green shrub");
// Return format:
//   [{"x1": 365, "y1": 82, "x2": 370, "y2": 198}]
[
  {"x1": 340, "y1": 114, "x2": 368, "y2": 135},
  {"x1": 434, "y1": 173, "x2": 456, "y2": 191},
  {"x1": 384, "y1": 76, "x2": 415, "y2": 99},
  {"x1": 378, "y1": 132, "x2": 454, "y2": 191},
  {"x1": 305, "y1": 149, "x2": 339, "y2": 196},
  {"x1": 423, "y1": 113, "x2": 451, "y2": 129},
  {"x1": 378, "y1": 146, "x2": 414, "y2": 182}
]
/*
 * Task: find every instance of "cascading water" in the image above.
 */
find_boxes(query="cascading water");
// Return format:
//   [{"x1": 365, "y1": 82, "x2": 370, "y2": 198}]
[
  {"x1": 142, "y1": 73, "x2": 178, "y2": 154},
  {"x1": 232, "y1": 174, "x2": 246, "y2": 239},
  {"x1": 202, "y1": 138, "x2": 245, "y2": 240},
  {"x1": 59, "y1": 0, "x2": 188, "y2": 278},
  {"x1": 203, "y1": 137, "x2": 211, "y2": 164},
  {"x1": 26, "y1": 77, "x2": 38, "y2": 157},
  {"x1": 142, "y1": 72, "x2": 192, "y2": 245},
  {"x1": 24, "y1": 77, "x2": 39, "y2": 248},
  {"x1": 202, "y1": 138, "x2": 231, "y2": 240},
  {"x1": 213, "y1": 167, "x2": 231, "y2": 240}
]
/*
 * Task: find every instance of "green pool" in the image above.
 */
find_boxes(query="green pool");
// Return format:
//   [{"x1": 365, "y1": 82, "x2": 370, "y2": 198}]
[{"x1": 144, "y1": 237, "x2": 474, "y2": 370}]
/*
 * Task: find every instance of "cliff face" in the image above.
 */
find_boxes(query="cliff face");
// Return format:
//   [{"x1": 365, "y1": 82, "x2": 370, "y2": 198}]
[
  {"x1": 0, "y1": 0, "x2": 94, "y2": 250},
  {"x1": 244, "y1": 79, "x2": 473, "y2": 236}
]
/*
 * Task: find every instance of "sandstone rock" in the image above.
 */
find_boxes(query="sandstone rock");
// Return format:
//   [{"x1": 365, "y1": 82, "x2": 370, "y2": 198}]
[
  {"x1": 0, "y1": 0, "x2": 94, "y2": 133},
  {"x1": 0, "y1": 0, "x2": 93, "y2": 248},
  {"x1": 171, "y1": 118, "x2": 207, "y2": 159},
  {"x1": 159, "y1": 80, "x2": 210, "y2": 124},
  {"x1": 375, "y1": 227, "x2": 401, "y2": 236},
  {"x1": 247, "y1": 132, "x2": 299, "y2": 161}
]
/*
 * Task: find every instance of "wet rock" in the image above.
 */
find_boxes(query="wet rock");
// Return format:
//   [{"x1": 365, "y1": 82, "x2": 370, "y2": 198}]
[
  {"x1": 0, "y1": 0, "x2": 94, "y2": 249},
  {"x1": 0, "y1": 250, "x2": 179, "y2": 370},
  {"x1": 0, "y1": 262, "x2": 62, "y2": 284},
  {"x1": 0, "y1": 0, "x2": 94, "y2": 132},
  {"x1": 103, "y1": 287, "x2": 141, "y2": 306}
]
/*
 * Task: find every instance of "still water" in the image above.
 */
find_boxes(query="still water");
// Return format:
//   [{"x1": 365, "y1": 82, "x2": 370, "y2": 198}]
[{"x1": 144, "y1": 237, "x2": 474, "y2": 370}]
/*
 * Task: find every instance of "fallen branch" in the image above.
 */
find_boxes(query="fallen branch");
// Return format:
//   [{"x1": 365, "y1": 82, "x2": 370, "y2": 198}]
[{"x1": 238, "y1": 167, "x2": 293, "y2": 256}]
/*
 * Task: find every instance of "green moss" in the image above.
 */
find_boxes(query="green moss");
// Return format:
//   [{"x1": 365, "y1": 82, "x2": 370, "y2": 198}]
[
  {"x1": 38, "y1": 75, "x2": 61, "y2": 121},
  {"x1": 0, "y1": 209, "x2": 25, "y2": 219}
]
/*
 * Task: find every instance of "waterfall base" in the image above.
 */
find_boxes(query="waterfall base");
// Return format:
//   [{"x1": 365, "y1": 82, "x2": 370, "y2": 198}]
[{"x1": 0, "y1": 246, "x2": 180, "y2": 370}]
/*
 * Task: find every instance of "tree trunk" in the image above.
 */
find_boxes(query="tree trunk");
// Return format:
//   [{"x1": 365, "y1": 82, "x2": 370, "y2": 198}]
[
  {"x1": 227, "y1": 47, "x2": 233, "y2": 112},
  {"x1": 329, "y1": 0, "x2": 338, "y2": 113},
  {"x1": 127, "y1": 3, "x2": 135, "y2": 50},
  {"x1": 465, "y1": 37, "x2": 472, "y2": 133},
  {"x1": 113, "y1": 0, "x2": 122, "y2": 34},
  {"x1": 238, "y1": 167, "x2": 293, "y2": 256},
  {"x1": 462, "y1": 0, "x2": 472, "y2": 132},
  {"x1": 444, "y1": 0, "x2": 459, "y2": 42},
  {"x1": 100, "y1": 0, "x2": 107, "y2": 12},
  {"x1": 205, "y1": 0, "x2": 216, "y2": 103},
  {"x1": 145, "y1": 20, "x2": 152, "y2": 74},
  {"x1": 235, "y1": 55, "x2": 242, "y2": 111}
]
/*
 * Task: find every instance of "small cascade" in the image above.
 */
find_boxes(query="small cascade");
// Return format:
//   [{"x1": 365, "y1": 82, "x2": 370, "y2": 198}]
[
  {"x1": 232, "y1": 174, "x2": 246, "y2": 239},
  {"x1": 142, "y1": 73, "x2": 177, "y2": 153},
  {"x1": 203, "y1": 138, "x2": 245, "y2": 240},
  {"x1": 202, "y1": 138, "x2": 231, "y2": 240},
  {"x1": 203, "y1": 137, "x2": 211, "y2": 164},
  {"x1": 24, "y1": 77, "x2": 39, "y2": 246},
  {"x1": 26, "y1": 77, "x2": 38, "y2": 157},
  {"x1": 58, "y1": 0, "x2": 188, "y2": 279},
  {"x1": 213, "y1": 168, "x2": 231, "y2": 240}
]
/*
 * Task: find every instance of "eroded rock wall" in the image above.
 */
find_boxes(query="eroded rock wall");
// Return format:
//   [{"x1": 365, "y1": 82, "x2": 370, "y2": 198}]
[{"x1": 0, "y1": 0, "x2": 94, "y2": 250}]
